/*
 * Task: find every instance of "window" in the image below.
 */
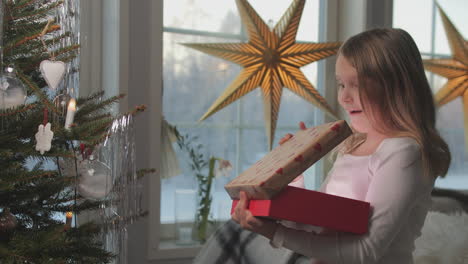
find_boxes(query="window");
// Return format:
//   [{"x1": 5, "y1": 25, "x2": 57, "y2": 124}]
[
  {"x1": 161, "y1": 0, "x2": 325, "y2": 245},
  {"x1": 393, "y1": 0, "x2": 468, "y2": 189}
]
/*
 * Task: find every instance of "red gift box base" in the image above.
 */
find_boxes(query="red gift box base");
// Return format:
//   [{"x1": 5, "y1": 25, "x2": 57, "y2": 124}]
[{"x1": 231, "y1": 186, "x2": 370, "y2": 234}]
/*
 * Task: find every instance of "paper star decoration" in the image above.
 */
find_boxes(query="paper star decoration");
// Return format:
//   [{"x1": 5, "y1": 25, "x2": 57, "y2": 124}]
[
  {"x1": 423, "y1": 5, "x2": 468, "y2": 151},
  {"x1": 182, "y1": 0, "x2": 341, "y2": 149}
]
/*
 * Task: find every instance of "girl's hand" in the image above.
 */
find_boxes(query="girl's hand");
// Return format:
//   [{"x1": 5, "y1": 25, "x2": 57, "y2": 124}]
[
  {"x1": 278, "y1": 121, "x2": 307, "y2": 145},
  {"x1": 231, "y1": 191, "x2": 277, "y2": 238},
  {"x1": 231, "y1": 191, "x2": 264, "y2": 231}
]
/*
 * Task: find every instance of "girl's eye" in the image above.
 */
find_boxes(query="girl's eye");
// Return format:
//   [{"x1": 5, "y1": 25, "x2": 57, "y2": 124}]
[{"x1": 337, "y1": 83, "x2": 344, "y2": 89}]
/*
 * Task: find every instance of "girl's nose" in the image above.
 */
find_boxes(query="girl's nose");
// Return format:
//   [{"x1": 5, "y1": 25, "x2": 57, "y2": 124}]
[{"x1": 340, "y1": 88, "x2": 353, "y2": 103}]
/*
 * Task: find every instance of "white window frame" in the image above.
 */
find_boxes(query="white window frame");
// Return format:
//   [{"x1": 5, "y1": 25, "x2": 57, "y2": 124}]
[{"x1": 79, "y1": 0, "x2": 129, "y2": 102}]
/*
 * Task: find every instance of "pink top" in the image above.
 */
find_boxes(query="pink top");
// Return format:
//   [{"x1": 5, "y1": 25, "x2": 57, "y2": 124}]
[{"x1": 274, "y1": 137, "x2": 434, "y2": 264}]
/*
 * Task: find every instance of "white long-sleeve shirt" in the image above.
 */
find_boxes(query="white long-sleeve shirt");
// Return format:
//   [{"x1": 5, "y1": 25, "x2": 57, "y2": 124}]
[{"x1": 272, "y1": 137, "x2": 434, "y2": 264}]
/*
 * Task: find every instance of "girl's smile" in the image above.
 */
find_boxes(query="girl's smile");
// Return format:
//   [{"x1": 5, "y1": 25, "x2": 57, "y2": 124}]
[{"x1": 349, "y1": 110, "x2": 363, "y2": 115}]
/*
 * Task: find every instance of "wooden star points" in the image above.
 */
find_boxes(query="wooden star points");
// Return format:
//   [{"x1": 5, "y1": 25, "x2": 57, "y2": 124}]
[
  {"x1": 423, "y1": 5, "x2": 468, "y2": 151},
  {"x1": 182, "y1": 0, "x2": 341, "y2": 149}
]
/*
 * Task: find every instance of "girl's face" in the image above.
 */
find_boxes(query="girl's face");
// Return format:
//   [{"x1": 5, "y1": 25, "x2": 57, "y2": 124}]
[{"x1": 336, "y1": 55, "x2": 376, "y2": 134}]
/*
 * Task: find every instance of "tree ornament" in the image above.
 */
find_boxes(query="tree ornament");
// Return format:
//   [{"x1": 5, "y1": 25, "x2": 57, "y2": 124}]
[
  {"x1": 58, "y1": 144, "x2": 93, "y2": 177},
  {"x1": 37, "y1": 18, "x2": 67, "y2": 91},
  {"x1": 0, "y1": 208, "x2": 17, "y2": 232},
  {"x1": 40, "y1": 60, "x2": 66, "y2": 90},
  {"x1": 77, "y1": 157, "x2": 112, "y2": 200},
  {"x1": 64, "y1": 211, "x2": 73, "y2": 231},
  {"x1": 0, "y1": 67, "x2": 27, "y2": 110},
  {"x1": 35, "y1": 122, "x2": 54, "y2": 155},
  {"x1": 182, "y1": 0, "x2": 341, "y2": 149},
  {"x1": 59, "y1": 145, "x2": 113, "y2": 200},
  {"x1": 64, "y1": 98, "x2": 76, "y2": 130}
]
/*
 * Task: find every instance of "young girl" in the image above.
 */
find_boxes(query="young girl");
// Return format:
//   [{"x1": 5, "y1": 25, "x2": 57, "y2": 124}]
[{"x1": 231, "y1": 28, "x2": 451, "y2": 264}]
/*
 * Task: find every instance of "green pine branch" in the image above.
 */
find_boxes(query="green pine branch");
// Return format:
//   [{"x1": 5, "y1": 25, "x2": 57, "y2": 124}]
[
  {"x1": 74, "y1": 94, "x2": 125, "y2": 120},
  {"x1": 8, "y1": 1, "x2": 63, "y2": 21}
]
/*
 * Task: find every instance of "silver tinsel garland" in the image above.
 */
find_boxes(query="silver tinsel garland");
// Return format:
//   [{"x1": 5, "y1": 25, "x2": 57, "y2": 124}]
[{"x1": 56, "y1": 1, "x2": 141, "y2": 263}]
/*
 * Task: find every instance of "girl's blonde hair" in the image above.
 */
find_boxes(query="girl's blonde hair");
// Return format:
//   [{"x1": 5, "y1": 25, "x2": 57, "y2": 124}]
[{"x1": 335, "y1": 28, "x2": 451, "y2": 178}]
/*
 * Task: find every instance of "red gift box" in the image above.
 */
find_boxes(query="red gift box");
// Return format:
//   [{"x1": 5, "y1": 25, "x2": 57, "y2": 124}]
[{"x1": 231, "y1": 186, "x2": 370, "y2": 234}]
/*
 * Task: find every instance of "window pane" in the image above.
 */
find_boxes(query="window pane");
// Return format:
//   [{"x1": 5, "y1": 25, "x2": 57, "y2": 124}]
[
  {"x1": 164, "y1": 0, "x2": 240, "y2": 34},
  {"x1": 393, "y1": 0, "x2": 433, "y2": 53},
  {"x1": 434, "y1": 0, "x2": 468, "y2": 54},
  {"x1": 240, "y1": 87, "x2": 318, "y2": 131},
  {"x1": 433, "y1": 76, "x2": 468, "y2": 188},
  {"x1": 160, "y1": 126, "x2": 238, "y2": 224},
  {"x1": 163, "y1": 32, "x2": 242, "y2": 123},
  {"x1": 163, "y1": 0, "x2": 320, "y2": 40}
]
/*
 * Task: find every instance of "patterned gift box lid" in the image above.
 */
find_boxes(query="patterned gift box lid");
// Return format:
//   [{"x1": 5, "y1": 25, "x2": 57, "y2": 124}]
[{"x1": 225, "y1": 120, "x2": 352, "y2": 199}]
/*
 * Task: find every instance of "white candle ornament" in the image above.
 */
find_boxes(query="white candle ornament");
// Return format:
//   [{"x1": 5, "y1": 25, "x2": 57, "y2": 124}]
[{"x1": 64, "y1": 98, "x2": 76, "y2": 130}]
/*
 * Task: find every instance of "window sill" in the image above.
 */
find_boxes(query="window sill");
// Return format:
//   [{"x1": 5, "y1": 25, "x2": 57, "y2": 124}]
[
  {"x1": 149, "y1": 221, "x2": 224, "y2": 260},
  {"x1": 150, "y1": 241, "x2": 202, "y2": 260}
]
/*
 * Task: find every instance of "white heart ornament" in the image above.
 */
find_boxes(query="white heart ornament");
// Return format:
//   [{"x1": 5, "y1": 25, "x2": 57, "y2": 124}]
[{"x1": 40, "y1": 60, "x2": 66, "y2": 90}]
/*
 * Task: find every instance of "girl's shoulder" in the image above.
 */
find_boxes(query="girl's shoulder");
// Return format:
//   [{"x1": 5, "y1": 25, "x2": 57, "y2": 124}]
[
  {"x1": 370, "y1": 136, "x2": 421, "y2": 169},
  {"x1": 376, "y1": 137, "x2": 420, "y2": 152}
]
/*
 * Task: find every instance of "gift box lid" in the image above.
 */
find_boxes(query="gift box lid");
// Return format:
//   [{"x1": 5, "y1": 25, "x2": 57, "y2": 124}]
[{"x1": 225, "y1": 120, "x2": 352, "y2": 200}]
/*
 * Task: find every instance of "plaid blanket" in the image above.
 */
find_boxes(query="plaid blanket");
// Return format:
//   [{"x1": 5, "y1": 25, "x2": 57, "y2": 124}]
[{"x1": 193, "y1": 220, "x2": 310, "y2": 264}]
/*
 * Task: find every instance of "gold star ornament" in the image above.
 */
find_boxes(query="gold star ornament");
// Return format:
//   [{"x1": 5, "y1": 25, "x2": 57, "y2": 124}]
[
  {"x1": 182, "y1": 0, "x2": 341, "y2": 149},
  {"x1": 423, "y1": 5, "x2": 468, "y2": 151}
]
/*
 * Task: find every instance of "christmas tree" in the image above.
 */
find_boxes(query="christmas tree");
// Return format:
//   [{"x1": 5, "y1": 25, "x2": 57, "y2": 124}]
[{"x1": 0, "y1": 0, "x2": 146, "y2": 262}]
